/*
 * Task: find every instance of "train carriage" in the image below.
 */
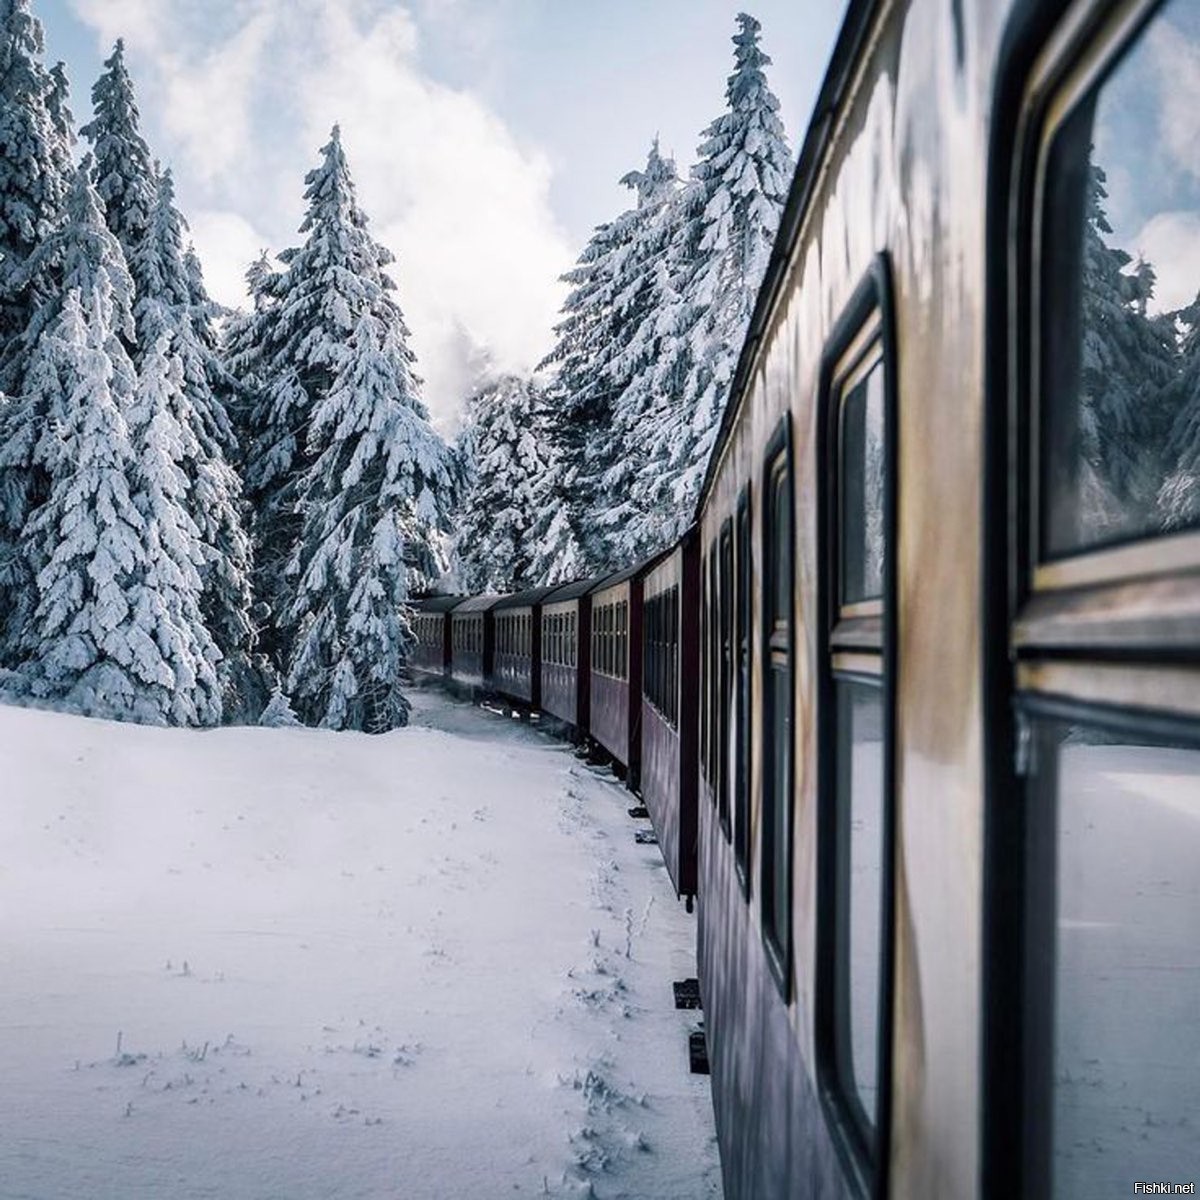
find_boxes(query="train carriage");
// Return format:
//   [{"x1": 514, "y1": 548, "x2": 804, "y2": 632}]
[
  {"x1": 491, "y1": 585, "x2": 560, "y2": 709},
  {"x1": 539, "y1": 577, "x2": 604, "y2": 734},
  {"x1": 640, "y1": 528, "x2": 700, "y2": 902},
  {"x1": 586, "y1": 565, "x2": 650, "y2": 785},
  {"x1": 410, "y1": 596, "x2": 460, "y2": 678},
  {"x1": 692, "y1": 0, "x2": 1200, "y2": 1198},
  {"x1": 449, "y1": 595, "x2": 501, "y2": 695}
]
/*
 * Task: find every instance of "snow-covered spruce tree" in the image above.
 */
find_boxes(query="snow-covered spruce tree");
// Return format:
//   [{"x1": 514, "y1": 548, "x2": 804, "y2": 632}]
[
  {"x1": 221, "y1": 250, "x2": 279, "y2": 470},
  {"x1": 536, "y1": 141, "x2": 681, "y2": 574},
  {"x1": 0, "y1": 134, "x2": 138, "y2": 664},
  {"x1": 536, "y1": 215, "x2": 624, "y2": 573},
  {"x1": 455, "y1": 374, "x2": 554, "y2": 593},
  {"x1": 81, "y1": 39, "x2": 156, "y2": 347},
  {"x1": 238, "y1": 127, "x2": 454, "y2": 727},
  {"x1": 589, "y1": 140, "x2": 692, "y2": 564},
  {"x1": 0, "y1": 1, "x2": 75, "y2": 643},
  {"x1": 1077, "y1": 161, "x2": 1179, "y2": 534},
  {"x1": 286, "y1": 312, "x2": 454, "y2": 732},
  {"x1": 630, "y1": 12, "x2": 792, "y2": 536},
  {"x1": 15, "y1": 164, "x2": 220, "y2": 724},
  {"x1": 1158, "y1": 294, "x2": 1200, "y2": 530},
  {"x1": 0, "y1": 0, "x2": 73, "y2": 354},
  {"x1": 129, "y1": 167, "x2": 260, "y2": 718}
]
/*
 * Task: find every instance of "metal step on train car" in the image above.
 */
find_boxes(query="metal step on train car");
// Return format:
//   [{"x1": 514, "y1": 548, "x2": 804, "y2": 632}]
[{"x1": 414, "y1": 0, "x2": 1199, "y2": 1195}]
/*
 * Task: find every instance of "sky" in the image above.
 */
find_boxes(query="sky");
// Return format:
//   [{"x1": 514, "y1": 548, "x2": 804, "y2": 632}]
[
  {"x1": 36, "y1": 0, "x2": 848, "y2": 429},
  {"x1": 1093, "y1": 0, "x2": 1200, "y2": 317}
]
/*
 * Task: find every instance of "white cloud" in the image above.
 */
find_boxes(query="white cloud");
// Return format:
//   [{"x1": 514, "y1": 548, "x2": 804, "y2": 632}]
[
  {"x1": 1133, "y1": 210, "x2": 1200, "y2": 314},
  {"x1": 1151, "y1": 20, "x2": 1200, "y2": 183},
  {"x1": 68, "y1": 0, "x2": 572, "y2": 425},
  {"x1": 187, "y1": 209, "x2": 272, "y2": 311}
]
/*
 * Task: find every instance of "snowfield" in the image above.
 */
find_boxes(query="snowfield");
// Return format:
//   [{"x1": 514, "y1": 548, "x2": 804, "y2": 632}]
[{"x1": 0, "y1": 688, "x2": 721, "y2": 1199}]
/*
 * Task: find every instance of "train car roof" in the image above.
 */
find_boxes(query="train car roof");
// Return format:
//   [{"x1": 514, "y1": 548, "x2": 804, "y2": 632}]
[
  {"x1": 588, "y1": 543, "x2": 676, "y2": 595},
  {"x1": 452, "y1": 593, "x2": 504, "y2": 614},
  {"x1": 541, "y1": 574, "x2": 610, "y2": 605},
  {"x1": 412, "y1": 594, "x2": 464, "y2": 613},
  {"x1": 695, "y1": 0, "x2": 879, "y2": 512},
  {"x1": 492, "y1": 584, "x2": 562, "y2": 612}
]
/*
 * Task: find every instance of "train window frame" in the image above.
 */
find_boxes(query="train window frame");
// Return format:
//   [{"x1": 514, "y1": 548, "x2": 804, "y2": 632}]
[
  {"x1": 982, "y1": 4, "x2": 1200, "y2": 1194},
  {"x1": 718, "y1": 519, "x2": 734, "y2": 842},
  {"x1": 699, "y1": 559, "x2": 709, "y2": 776},
  {"x1": 734, "y1": 486, "x2": 752, "y2": 897},
  {"x1": 760, "y1": 414, "x2": 794, "y2": 999},
  {"x1": 1024, "y1": 0, "x2": 1200, "y2": 598},
  {"x1": 814, "y1": 255, "x2": 898, "y2": 1199}
]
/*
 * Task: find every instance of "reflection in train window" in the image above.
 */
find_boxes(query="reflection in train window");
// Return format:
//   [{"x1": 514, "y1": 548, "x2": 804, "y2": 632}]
[
  {"x1": 1024, "y1": 720, "x2": 1200, "y2": 1198},
  {"x1": 841, "y1": 363, "x2": 885, "y2": 604},
  {"x1": 735, "y1": 490, "x2": 752, "y2": 893},
  {"x1": 761, "y1": 427, "x2": 792, "y2": 989},
  {"x1": 832, "y1": 678, "x2": 885, "y2": 1149},
  {"x1": 719, "y1": 521, "x2": 734, "y2": 841},
  {"x1": 817, "y1": 282, "x2": 893, "y2": 1189},
  {"x1": 1039, "y1": 0, "x2": 1200, "y2": 558}
]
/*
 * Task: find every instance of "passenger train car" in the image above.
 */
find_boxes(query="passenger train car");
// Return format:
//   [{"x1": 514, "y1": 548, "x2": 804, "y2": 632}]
[{"x1": 412, "y1": 0, "x2": 1199, "y2": 1195}]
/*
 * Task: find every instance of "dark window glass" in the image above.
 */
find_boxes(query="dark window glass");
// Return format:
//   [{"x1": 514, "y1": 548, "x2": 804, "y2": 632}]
[
  {"x1": 763, "y1": 451, "x2": 792, "y2": 971},
  {"x1": 841, "y1": 361, "x2": 886, "y2": 604},
  {"x1": 832, "y1": 679, "x2": 886, "y2": 1152},
  {"x1": 719, "y1": 525, "x2": 734, "y2": 839},
  {"x1": 735, "y1": 494, "x2": 752, "y2": 889},
  {"x1": 700, "y1": 560, "x2": 710, "y2": 780},
  {"x1": 1039, "y1": 0, "x2": 1200, "y2": 557},
  {"x1": 1026, "y1": 720, "x2": 1200, "y2": 1197}
]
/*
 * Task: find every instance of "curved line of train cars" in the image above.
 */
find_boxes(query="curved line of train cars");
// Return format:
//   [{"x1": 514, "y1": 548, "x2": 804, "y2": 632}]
[
  {"x1": 417, "y1": 0, "x2": 1200, "y2": 1195},
  {"x1": 411, "y1": 538, "x2": 701, "y2": 905}
]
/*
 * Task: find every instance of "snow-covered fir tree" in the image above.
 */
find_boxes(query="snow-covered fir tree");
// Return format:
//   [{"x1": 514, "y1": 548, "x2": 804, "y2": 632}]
[
  {"x1": 0, "y1": 0, "x2": 74, "y2": 387},
  {"x1": 1158, "y1": 293, "x2": 1200, "y2": 530},
  {"x1": 236, "y1": 127, "x2": 454, "y2": 728},
  {"x1": 13, "y1": 163, "x2": 221, "y2": 724},
  {"x1": 455, "y1": 374, "x2": 554, "y2": 593},
  {"x1": 81, "y1": 39, "x2": 156, "y2": 346},
  {"x1": 286, "y1": 310, "x2": 453, "y2": 732},
  {"x1": 129, "y1": 167, "x2": 260, "y2": 716},
  {"x1": 537, "y1": 217, "x2": 625, "y2": 571},
  {"x1": 537, "y1": 139, "x2": 681, "y2": 572},
  {"x1": 631, "y1": 11, "x2": 792, "y2": 536},
  {"x1": 591, "y1": 140, "x2": 693, "y2": 564},
  {"x1": 1077, "y1": 161, "x2": 1179, "y2": 537}
]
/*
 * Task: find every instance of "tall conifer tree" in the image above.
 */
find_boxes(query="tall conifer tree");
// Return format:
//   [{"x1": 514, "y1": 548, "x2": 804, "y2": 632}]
[
  {"x1": 630, "y1": 11, "x2": 792, "y2": 533},
  {"x1": 238, "y1": 127, "x2": 454, "y2": 725},
  {"x1": 456, "y1": 375, "x2": 553, "y2": 593},
  {"x1": 14, "y1": 163, "x2": 219, "y2": 724},
  {"x1": 0, "y1": 0, "x2": 72, "y2": 354}
]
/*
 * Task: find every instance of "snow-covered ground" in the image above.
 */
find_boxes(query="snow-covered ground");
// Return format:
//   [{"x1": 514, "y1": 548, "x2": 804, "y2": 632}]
[{"x1": 0, "y1": 688, "x2": 721, "y2": 1199}]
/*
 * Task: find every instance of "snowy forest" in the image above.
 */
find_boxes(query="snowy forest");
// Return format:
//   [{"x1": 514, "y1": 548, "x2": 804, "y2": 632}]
[{"x1": 0, "y1": 0, "x2": 1196, "y2": 735}]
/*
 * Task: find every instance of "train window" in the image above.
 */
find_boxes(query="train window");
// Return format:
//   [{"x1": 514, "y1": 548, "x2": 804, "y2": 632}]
[
  {"x1": 1036, "y1": 0, "x2": 1200, "y2": 565},
  {"x1": 619, "y1": 601, "x2": 628, "y2": 681},
  {"x1": 718, "y1": 521, "x2": 733, "y2": 840},
  {"x1": 708, "y1": 548, "x2": 720, "y2": 792},
  {"x1": 734, "y1": 488, "x2": 752, "y2": 894},
  {"x1": 999, "y1": 7, "x2": 1200, "y2": 1195},
  {"x1": 644, "y1": 586, "x2": 680, "y2": 729},
  {"x1": 816, "y1": 263, "x2": 895, "y2": 1190},
  {"x1": 761, "y1": 419, "x2": 793, "y2": 993},
  {"x1": 1020, "y1": 712, "x2": 1200, "y2": 1198},
  {"x1": 840, "y1": 367, "x2": 885, "y2": 605},
  {"x1": 700, "y1": 553, "x2": 710, "y2": 782}
]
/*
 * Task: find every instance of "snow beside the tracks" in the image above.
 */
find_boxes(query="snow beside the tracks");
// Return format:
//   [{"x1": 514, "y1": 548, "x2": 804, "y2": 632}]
[{"x1": 0, "y1": 688, "x2": 720, "y2": 1199}]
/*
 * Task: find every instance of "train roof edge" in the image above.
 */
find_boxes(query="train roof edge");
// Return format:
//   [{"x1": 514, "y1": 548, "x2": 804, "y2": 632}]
[{"x1": 693, "y1": 0, "x2": 881, "y2": 515}]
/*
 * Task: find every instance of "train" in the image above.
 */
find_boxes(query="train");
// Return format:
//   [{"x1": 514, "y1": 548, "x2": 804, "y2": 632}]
[{"x1": 415, "y1": 0, "x2": 1200, "y2": 1195}]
